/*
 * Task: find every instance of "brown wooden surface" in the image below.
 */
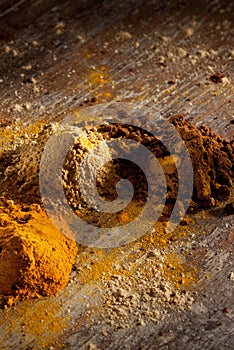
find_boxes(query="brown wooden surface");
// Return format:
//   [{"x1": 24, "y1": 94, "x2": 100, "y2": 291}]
[{"x1": 0, "y1": 0, "x2": 233, "y2": 349}]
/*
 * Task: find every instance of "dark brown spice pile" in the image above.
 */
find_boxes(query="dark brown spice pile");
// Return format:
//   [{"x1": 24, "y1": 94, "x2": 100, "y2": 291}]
[
  {"x1": 97, "y1": 115, "x2": 234, "y2": 209},
  {"x1": 63, "y1": 115, "x2": 233, "y2": 225},
  {"x1": 171, "y1": 115, "x2": 233, "y2": 207}
]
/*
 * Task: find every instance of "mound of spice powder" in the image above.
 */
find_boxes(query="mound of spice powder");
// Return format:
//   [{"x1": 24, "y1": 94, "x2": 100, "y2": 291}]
[{"x1": 0, "y1": 199, "x2": 77, "y2": 305}]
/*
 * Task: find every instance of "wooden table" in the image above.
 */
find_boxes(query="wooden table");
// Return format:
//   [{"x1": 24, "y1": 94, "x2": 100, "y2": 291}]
[{"x1": 0, "y1": 0, "x2": 233, "y2": 348}]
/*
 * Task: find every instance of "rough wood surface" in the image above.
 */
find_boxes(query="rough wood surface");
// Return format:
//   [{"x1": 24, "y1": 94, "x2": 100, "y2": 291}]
[{"x1": 0, "y1": 0, "x2": 233, "y2": 349}]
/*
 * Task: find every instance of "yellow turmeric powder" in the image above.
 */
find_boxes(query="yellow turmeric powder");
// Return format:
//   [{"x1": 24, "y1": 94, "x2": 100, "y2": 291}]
[{"x1": 0, "y1": 200, "x2": 77, "y2": 303}]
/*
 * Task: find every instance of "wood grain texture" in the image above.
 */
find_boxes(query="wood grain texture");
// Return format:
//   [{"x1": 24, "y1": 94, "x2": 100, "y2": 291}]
[{"x1": 0, "y1": 0, "x2": 233, "y2": 349}]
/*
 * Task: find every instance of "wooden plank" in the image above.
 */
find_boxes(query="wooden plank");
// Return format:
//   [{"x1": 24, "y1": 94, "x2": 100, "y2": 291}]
[{"x1": 0, "y1": 0, "x2": 233, "y2": 349}]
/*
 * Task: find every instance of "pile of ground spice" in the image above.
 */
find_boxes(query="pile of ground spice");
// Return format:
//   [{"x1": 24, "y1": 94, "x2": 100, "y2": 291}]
[
  {"x1": 171, "y1": 115, "x2": 234, "y2": 208},
  {"x1": 60, "y1": 115, "x2": 233, "y2": 229},
  {"x1": 62, "y1": 115, "x2": 233, "y2": 224},
  {"x1": 0, "y1": 198, "x2": 77, "y2": 305}
]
